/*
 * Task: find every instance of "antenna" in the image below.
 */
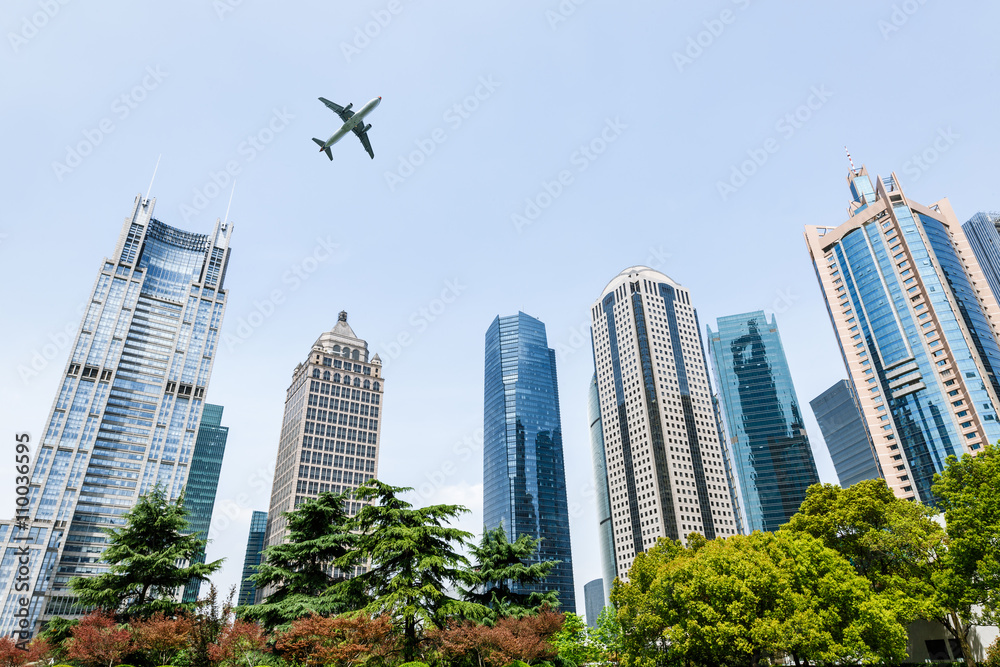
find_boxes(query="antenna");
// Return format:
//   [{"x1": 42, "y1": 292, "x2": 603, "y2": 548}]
[
  {"x1": 145, "y1": 154, "x2": 161, "y2": 204},
  {"x1": 223, "y1": 180, "x2": 236, "y2": 225},
  {"x1": 845, "y1": 146, "x2": 856, "y2": 171}
]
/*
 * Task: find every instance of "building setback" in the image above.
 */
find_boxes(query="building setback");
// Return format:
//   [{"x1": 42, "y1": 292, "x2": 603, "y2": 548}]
[
  {"x1": 589, "y1": 267, "x2": 738, "y2": 579},
  {"x1": 707, "y1": 311, "x2": 820, "y2": 533},
  {"x1": 483, "y1": 313, "x2": 575, "y2": 612},
  {"x1": 261, "y1": 312, "x2": 383, "y2": 578},
  {"x1": 810, "y1": 380, "x2": 881, "y2": 488},
  {"x1": 239, "y1": 510, "x2": 268, "y2": 606},
  {"x1": 182, "y1": 403, "x2": 230, "y2": 603},
  {"x1": 804, "y1": 167, "x2": 1000, "y2": 503},
  {"x1": 0, "y1": 194, "x2": 232, "y2": 635}
]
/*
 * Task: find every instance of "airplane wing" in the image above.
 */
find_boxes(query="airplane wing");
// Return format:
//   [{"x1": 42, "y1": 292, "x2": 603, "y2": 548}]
[
  {"x1": 319, "y1": 97, "x2": 354, "y2": 123},
  {"x1": 353, "y1": 125, "x2": 375, "y2": 159}
]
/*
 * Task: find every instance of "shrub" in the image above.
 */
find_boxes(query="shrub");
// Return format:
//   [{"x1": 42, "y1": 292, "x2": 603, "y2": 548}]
[{"x1": 985, "y1": 637, "x2": 1000, "y2": 667}]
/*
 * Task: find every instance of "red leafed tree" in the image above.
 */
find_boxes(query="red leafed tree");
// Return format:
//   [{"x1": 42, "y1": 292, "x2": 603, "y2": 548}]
[
  {"x1": 66, "y1": 612, "x2": 133, "y2": 667},
  {"x1": 132, "y1": 612, "x2": 192, "y2": 666},
  {"x1": 0, "y1": 636, "x2": 51, "y2": 667},
  {"x1": 207, "y1": 619, "x2": 267, "y2": 667},
  {"x1": 429, "y1": 610, "x2": 562, "y2": 667},
  {"x1": 274, "y1": 613, "x2": 398, "y2": 667}
]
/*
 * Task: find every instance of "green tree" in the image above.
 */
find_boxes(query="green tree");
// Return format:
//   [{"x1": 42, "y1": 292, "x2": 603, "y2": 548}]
[
  {"x1": 351, "y1": 479, "x2": 488, "y2": 661},
  {"x1": 70, "y1": 486, "x2": 221, "y2": 619},
  {"x1": 238, "y1": 491, "x2": 357, "y2": 629},
  {"x1": 552, "y1": 612, "x2": 594, "y2": 666},
  {"x1": 613, "y1": 532, "x2": 906, "y2": 667},
  {"x1": 933, "y1": 443, "x2": 1000, "y2": 664},
  {"x1": 462, "y1": 525, "x2": 559, "y2": 618},
  {"x1": 589, "y1": 605, "x2": 622, "y2": 666}
]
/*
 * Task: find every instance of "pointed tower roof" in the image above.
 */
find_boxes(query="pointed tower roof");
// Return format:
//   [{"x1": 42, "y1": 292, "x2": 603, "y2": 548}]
[{"x1": 312, "y1": 311, "x2": 369, "y2": 359}]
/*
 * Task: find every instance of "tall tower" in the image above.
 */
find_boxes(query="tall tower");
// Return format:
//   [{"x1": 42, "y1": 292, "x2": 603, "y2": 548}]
[
  {"x1": 261, "y1": 312, "x2": 383, "y2": 569},
  {"x1": 589, "y1": 267, "x2": 738, "y2": 579},
  {"x1": 483, "y1": 313, "x2": 575, "y2": 612},
  {"x1": 804, "y1": 167, "x2": 1000, "y2": 503},
  {"x1": 587, "y1": 373, "x2": 615, "y2": 605},
  {"x1": 0, "y1": 194, "x2": 233, "y2": 634},
  {"x1": 810, "y1": 380, "x2": 881, "y2": 488},
  {"x1": 707, "y1": 311, "x2": 820, "y2": 533},
  {"x1": 961, "y1": 212, "x2": 1000, "y2": 305},
  {"x1": 239, "y1": 510, "x2": 268, "y2": 606}
]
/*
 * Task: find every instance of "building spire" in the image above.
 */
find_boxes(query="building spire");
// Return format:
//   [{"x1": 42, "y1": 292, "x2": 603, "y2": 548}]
[
  {"x1": 144, "y1": 154, "x2": 161, "y2": 205},
  {"x1": 845, "y1": 146, "x2": 856, "y2": 171}
]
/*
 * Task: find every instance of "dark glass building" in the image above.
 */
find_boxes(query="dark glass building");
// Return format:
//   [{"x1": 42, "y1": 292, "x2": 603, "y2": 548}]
[
  {"x1": 239, "y1": 510, "x2": 268, "y2": 606},
  {"x1": 484, "y1": 313, "x2": 575, "y2": 612},
  {"x1": 707, "y1": 311, "x2": 820, "y2": 533},
  {"x1": 583, "y1": 578, "x2": 605, "y2": 628},
  {"x1": 961, "y1": 212, "x2": 1000, "y2": 305},
  {"x1": 810, "y1": 380, "x2": 881, "y2": 488},
  {"x1": 182, "y1": 404, "x2": 230, "y2": 603}
]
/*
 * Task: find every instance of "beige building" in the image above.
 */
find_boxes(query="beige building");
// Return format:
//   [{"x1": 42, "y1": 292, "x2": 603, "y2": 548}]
[
  {"x1": 589, "y1": 267, "x2": 738, "y2": 578},
  {"x1": 804, "y1": 166, "x2": 1000, "y2": 503}
]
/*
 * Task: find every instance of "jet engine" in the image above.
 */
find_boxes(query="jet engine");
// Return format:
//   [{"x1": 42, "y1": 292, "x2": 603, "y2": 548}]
[
  {"x1": 344, "y1": 103, "x2": 353, "y2": 111},
  {"x1": 363, "y1": 123, "x2": 372, "y2": 132}
]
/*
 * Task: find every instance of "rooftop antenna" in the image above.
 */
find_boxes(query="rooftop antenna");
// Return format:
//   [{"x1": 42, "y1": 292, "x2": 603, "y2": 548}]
[
  {"x1": 145, "y1": 154, "x2": 161, "y2": 204},
  {"x1": 845, "y1": 146, "x2": 856, "y2": 171},
  {"x1": 223, "y1": 179, "x2": 236, "y2": 225}
]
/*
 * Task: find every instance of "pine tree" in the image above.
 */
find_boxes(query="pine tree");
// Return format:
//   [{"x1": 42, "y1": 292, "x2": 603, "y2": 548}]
[
  {"x1": 70, "y1": 486, "x2": 221, "y2": 619},
  {"x1": 462, "y1": 525, "x2": 559, "y2": 618}
]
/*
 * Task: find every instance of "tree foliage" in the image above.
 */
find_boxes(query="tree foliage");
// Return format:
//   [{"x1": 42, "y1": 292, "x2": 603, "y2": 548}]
[
  {"x1": 207, "y1": 619, "x2": 268, "y2": 667},
  {"x1": 613, "y1": 532, "x2": 907, "y2": 667},
  {"x1": 428, "y1": 611, "x2": 562, "y2": 667},
  {"x1": 131, "y1": 612, "x2": 192, "y2": 666},
  {"x1": 70, "y1": 486, "x2": 222, "y2": 619},
  {"x1": 65, "y1": 612, "x2": 133, "y2": 667},
  {"x1": 0, "y1": 636, "x2": 50, "y2": 667},
  {"x1": 273, "y1": 613, "x2": 397, "y2": 667},
  {"x1": 239, "y1": 491, "x2": 357, "y2": 629},
  {"x1": 462, "y1": 525, "x2": 559, "y2": 619}
]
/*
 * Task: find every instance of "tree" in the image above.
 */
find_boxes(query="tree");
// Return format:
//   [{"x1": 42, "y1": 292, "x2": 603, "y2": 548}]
[
  {"x1": 0, "y1": 636, "x2": 50, "y2": 667},
  {"x1": 589, "y1": 605, "x2": 622, "y2": 666},
  {"x1": 429, "y1": 611, "x2": 562, "y2": 667},
  {"x1": 273, "y1": 613, "x2": 398, "y2": 667},
  {"x1": 208, "y1": 619, "x2": 269, "y2": 667},
  {"x1": 351, "y1": 479, "x2": 489, "y2": 661},
  {"x1": 462, "y1": 525, "x2": 559, "y2": 618},
  {"x1": 613, "y1": 532, "x2": 907, "y2": 667},
  {"x1": 65, "y1": 612, "x2": 133, "y2": 667},
  {"x1": 933, "y1": 444, "x2": 1000, "y2": 664},
  {"x1": 188, "y1": 584, "x2": 235, "y2": 667},
  {"x1": 131, "y1": 612, "x2": 192, "y2": 666},
  {"x1": 70, "y1": 486, "x2": 222, "y2": 619},
  {"x1": 38, "y1": 616, "x2": 78, "y2": 662},
  {"x1": 239, "y1": 491, "x2": 357, "y2": 629},
  {"x1": 552, "y1": 612, "x2": 595, "y2": 666}
]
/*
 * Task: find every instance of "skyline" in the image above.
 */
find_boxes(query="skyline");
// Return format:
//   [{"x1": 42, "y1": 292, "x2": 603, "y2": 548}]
[{"x1": 4, "y1": 2, "x2": 1000, "y2": 611}]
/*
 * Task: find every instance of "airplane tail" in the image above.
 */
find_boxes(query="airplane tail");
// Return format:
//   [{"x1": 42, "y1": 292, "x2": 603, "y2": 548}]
[{"x1": 312, "y1": 138, "x2": 333, "y2": 161}]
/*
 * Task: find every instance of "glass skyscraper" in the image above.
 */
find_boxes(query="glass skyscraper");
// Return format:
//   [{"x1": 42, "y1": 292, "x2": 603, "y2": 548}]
[
  {"x1": 805, "y1": 166, "x2": 1000, "y2": 503},
  {"x1": 182, "y1": 404, "x2": 230, "y2": 603},
  {"x1": 961, "y1": 212, "x2": 1000, "y2": 305},
  {"x1": 707, "y1": 312, "x2": 820, "y2": 533},
  {"x1": 810, "y1": 380, "x2": 881, "y2": 488},
  {"x1": 239, "y1": 510, "x2": 268, "y2": 606},
  {"x1": 587, "y1": 373, "x2": 615, "y2": 606},
  {"x1": 589, "y1": 267, "x2": 738, "y2": 579},
  {"x1": 483, "y1": 313, "x2": 575, "y2": 612},
  {"x1": 0, "y1": 194, "x2": 232, "y2": 635}
]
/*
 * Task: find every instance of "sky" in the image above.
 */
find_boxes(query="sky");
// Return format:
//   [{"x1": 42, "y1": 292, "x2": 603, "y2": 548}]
[{"x1": 2, "y1": 1, "x2": 999, "y2": 615}]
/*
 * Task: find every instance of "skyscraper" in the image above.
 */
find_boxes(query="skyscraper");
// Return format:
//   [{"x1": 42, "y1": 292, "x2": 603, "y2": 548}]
[
  {"x1": 261, "y1": 312, "x2": 383, "y2": 567},
  {"x1": 0, "y1": 194, "x2": 233, "y2": 635},
  {"x1": 182, "y1": 403, "x2": 230, "y2": 603},
  {"x1": 483, "y1": 313, "x2": 575, "y2": 612},
  {"x1": 804, "y1": 166, "x2": 1000, "y2": 503},
  {"x1": 707, "y1": 311, "x2": 820, "y2": 533},
  {"x1": 239, "y1": 511, "x2": 268, "y2": 606},
  {"x1": 961, "y1": 212, "x2": 1000, "y2": 304},
  {"x1": 587, "y1": 373, "x2": 616, "y2": 604},
  {"x1": 589, "y1": 267, "x2": 738, "y2": 579},
  {"x1": 810, "y1": 380, "x2": 881, "y2": 488},
  {"x1": 583, "y1": 578, "x2": 605, "y2": 628}
]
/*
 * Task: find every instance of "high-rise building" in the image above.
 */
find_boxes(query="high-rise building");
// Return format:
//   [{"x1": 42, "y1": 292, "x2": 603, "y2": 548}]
[
  {"x1": 961, "y1": 212, "x2": 1000, "y2": 304},
  {"x1": 589, "y1": 267, "x2": 738, "y2": 578},
  {"x1": 261, "y1": 312, "x2": 383, "y2": 569},
  {"x1": 182, "y1": 403, "x2": 230, "y2": 603},
  {"x1": 804, "y1": 167, "x2": 1000, "y2": 503},
  {"x1": 0, "y1": 194, "x2": 233, "y2": 635},
  {"x1": 707, "y1": 311, "x2": 820, "y2": 533},
  {"x1": 239, "y1": 511, "x2": 268, "y2": 606},
  {"x1": 583, "y1": 578, "x2": 605, "y2": 628},
  {"x1": 587, "y1": 373, "x2": 616, "y2": 604},
  {"x1": 483, "y1": 313, "x2": 575, "y2": 612},
  {"x1": 810, "y1": 380, "x2": 881, "y2": 488}
]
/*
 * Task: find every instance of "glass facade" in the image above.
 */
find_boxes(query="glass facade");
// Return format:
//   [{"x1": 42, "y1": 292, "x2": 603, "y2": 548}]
[
  {"x1": 961, "y1": 212, "x2": 1000, "y2": 306},
  {"x1": 483, "y1": 313, "x2": 575, "y2": 612},
  {"x1": 182, "y1": 404, "x2": 230, "y2": 603},
  {"x1": 239, "y1": 511, "x2": 268, "y2": 606},
  {"x1": 810, "y1": 380, "x2": 880, "y2": 488},
  {"x1": 587, "y1": 373, "x2": 615, "y2": 602},
  {"x1": 583, "y1": 578, "x2": 605, "y2": 628},
  {"x1": 707, "y1": 312, "x2": 819, "y2": 533},
  {"x1": 0, "y1": 194, "x2": 232, "y2": 635}
]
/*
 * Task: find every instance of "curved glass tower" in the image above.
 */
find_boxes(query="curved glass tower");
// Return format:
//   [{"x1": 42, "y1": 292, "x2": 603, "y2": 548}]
[
  {"x1": 588, "y1": 373, "x2": 615, "y2": 605},
  {"x1": 0, "y1": 194, "x2": 233, "y2": 636},
  {"x1": 483, "y1": 313, "x2": 575, "y2": 612},
  {"x1": 707, "y1": 311, "x2": 819, "y2": 533}
]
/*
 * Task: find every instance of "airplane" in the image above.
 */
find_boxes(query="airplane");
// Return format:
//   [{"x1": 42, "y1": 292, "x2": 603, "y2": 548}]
[{"x1": 313, "y1": 96, "x2": 381, "y2": 160}]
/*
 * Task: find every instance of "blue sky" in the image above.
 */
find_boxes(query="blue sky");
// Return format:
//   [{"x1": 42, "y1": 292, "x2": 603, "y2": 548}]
[{"x1": 2, "y1": 1, "x2": 999, "y2": 613}]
